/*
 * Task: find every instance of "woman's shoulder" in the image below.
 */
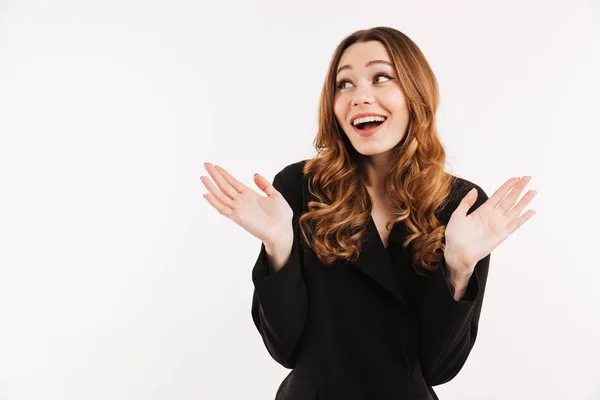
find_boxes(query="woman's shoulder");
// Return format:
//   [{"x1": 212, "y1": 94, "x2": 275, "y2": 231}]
[
  {"x1": 273, "y1": 159, "x2": 309, "y2": 215},
  {"x1": 444, "y1": 173, "x2": 489, "y2": 217},
  {"x1": 448, "y1": 173, "x2": 488, "y2": 200},
  {"x1": 276, "y1": 159, "x2": 309, "y2": 181}
]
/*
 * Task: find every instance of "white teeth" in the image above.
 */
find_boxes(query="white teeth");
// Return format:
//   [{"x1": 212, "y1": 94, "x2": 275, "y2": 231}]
[{"x1": 352, "y1": 116, "x2": 386, "y2": 126}]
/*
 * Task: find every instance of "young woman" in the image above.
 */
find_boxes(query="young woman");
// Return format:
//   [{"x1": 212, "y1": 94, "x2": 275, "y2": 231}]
[{"x1": 201, "y1": 26, "x2": 536, "y2": 400}]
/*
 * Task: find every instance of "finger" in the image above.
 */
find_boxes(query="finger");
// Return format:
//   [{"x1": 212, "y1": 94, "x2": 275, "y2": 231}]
[
  {"x1": 489, "y1": 177, "x2": 521, "y2": 211},
  {"x1": 506, "y1": 209, "x2": 536, "y2": 235},
  {"x1": 204, "y1": 163, "x2": 239, "y2": 200},
  {"x1": 203, "y1": 193, "x2": 234, "y2": 218},
  {"x1": 505, "y1": 189, "x2": 537, "y2": 220},
  {"x1": 455, "y1": 187, "x2": 479, "y2": 216},
  {"x1": 214, "y1": 165, "x2": 250, "y2": 193},
  {"x1": 200, "y1": 175, "x2": 234, "y2": 209},
  {"x1": 254, "y1": 173, "x2": 277, "y2": 197},
  {"x1": 498, "y1": 176, "x2": 532, "y2": 214}
]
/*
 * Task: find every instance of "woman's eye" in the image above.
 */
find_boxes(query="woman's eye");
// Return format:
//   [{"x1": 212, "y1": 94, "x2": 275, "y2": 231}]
[
  {"x1": 336, "y1": 74, "x2": 393, "y2": 90},
  {"x1": 337, "y1": 80, "x2": 351, "y2": 90},
  {"x1": 374, "y1": 74, "x2": 392, "y2": 83}
]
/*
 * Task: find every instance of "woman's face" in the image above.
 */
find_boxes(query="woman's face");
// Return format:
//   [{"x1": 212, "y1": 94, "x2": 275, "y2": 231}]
[{"x1": 333, "y1": 41, "x2": 409, "y2": 157}]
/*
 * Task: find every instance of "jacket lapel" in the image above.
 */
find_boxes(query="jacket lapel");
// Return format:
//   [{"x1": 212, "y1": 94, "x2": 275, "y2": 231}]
[
  {"x1": 351, "y1": 215, "x2": 409, "y2": 308},
  {"x1": 300, "y1": 175, "x2": 409, "y2": 309}
]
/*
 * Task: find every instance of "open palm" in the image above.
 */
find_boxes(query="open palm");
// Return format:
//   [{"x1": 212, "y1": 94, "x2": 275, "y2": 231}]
[
  {"x1": 445, "y1": 176, "x2": 537, "y2": 273},
  {"x1": 200, "y1": 162, "x2": 294, "y2": 244}
]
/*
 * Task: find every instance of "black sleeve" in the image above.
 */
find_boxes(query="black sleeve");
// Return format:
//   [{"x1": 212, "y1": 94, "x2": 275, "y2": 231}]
[
  {"x1": 250, "y1": 169, "x2": 307, "y2": 369},
  {"x1": 418, "y1": 184, "x2": 491, "y2": 386}
]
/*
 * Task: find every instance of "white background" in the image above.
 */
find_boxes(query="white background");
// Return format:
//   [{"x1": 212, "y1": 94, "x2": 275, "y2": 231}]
[{"x1": 0, "y1": 0, "x2": 598, "y2": 399}]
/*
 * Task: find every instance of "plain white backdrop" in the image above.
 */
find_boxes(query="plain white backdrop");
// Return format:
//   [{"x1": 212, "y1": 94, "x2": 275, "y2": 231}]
[{"x1": 0, "y1": 0, "x2": 598, "y2": 399}]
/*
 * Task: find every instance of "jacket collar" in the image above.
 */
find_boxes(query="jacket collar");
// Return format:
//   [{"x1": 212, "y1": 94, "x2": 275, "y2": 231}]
[{"x1": 300, "y1": 174, "x2": 409, "y2": 309}]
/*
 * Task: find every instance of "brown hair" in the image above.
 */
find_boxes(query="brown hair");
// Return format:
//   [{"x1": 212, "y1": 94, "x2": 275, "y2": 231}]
[{"x1": 297, "y1": 26, "x2": 458, "y2": 276}]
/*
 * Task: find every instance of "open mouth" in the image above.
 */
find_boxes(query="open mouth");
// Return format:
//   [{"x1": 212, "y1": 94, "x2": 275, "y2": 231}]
[
  {"x1": 354, "y1": 120, "x2": 385, "y2": 131},
  {"x1": 352, "y1": 118, "x2": 387, "y2": 136}
]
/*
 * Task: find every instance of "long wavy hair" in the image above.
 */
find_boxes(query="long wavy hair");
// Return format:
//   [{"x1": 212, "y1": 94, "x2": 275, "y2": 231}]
[{"x1": 297, "y1": 26, "x2": 458, "y2": 276}]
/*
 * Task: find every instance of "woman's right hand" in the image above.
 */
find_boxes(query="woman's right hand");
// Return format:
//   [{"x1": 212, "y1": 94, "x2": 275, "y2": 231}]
[{"x1": 200, "y1": 162, "x2": 294, "y2": 246}]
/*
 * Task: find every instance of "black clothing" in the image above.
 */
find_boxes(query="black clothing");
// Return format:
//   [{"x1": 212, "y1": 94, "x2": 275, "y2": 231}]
[{"x1": 251, "y1": 160, "x2": 491, "y2": 400}]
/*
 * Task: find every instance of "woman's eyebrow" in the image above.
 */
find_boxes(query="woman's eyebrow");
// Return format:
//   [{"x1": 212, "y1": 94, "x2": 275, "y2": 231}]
[{"x1": 336, "y1": 60, "x2": 392, "y2": 74}]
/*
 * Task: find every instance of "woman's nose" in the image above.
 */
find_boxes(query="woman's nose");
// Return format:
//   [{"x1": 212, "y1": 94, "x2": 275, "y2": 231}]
[
  {"x1": 352, "y1": 82, "x2": 376, "y2": 105},
  {"x1": 353, "y1": 91, "x2": 375, "y2": 106}
]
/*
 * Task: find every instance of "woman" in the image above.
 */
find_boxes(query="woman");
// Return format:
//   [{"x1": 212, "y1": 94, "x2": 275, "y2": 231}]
[{"x1": 200, "y1": 26, "x2": 536, "y2": 400}]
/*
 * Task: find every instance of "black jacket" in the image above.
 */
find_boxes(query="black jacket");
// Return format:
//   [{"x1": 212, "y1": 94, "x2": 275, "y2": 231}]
[{"x1": 251, "y1": 160, "x2": 491, "y2": 400}]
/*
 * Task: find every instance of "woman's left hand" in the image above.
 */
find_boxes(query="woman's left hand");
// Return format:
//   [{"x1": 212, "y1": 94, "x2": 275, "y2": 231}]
[{"x1": 444, "y1": 176, "x2": 537, "y2": 276}]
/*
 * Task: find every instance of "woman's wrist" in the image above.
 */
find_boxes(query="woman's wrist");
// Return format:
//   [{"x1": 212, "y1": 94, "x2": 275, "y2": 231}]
[{"x1": 264, "y1": 229, "x2": 294, "y2": 273}]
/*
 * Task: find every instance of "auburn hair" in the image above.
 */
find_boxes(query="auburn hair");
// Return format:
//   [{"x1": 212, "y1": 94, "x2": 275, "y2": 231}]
[{"x1": 297, "y1": 26, "x2": 458, "y2": 276}]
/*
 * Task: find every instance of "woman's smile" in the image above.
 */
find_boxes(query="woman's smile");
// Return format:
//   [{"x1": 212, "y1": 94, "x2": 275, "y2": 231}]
[{"x1": 352, "y1": 117, "x2": 387, "y2": 137}]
